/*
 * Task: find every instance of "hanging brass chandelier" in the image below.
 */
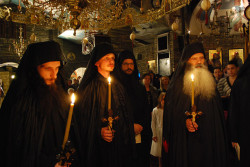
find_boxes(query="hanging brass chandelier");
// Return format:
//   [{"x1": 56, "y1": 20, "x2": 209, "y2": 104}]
[
  {"x1": 3, "y1": 0, "x2": 192, "y2": 35},
  {"x1": 9, "y1": 25, "x2": 37, "y2": 58},
  {"x1": 12, "y1": 26, "x2": 27, "y2": 58}
]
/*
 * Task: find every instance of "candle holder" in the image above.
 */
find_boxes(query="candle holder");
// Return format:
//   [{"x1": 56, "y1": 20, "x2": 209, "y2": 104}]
[
  {"x1": 185, "y1": 105, "x2": 203, "y2": 123},
  {"x1": 57, "y1": 140, "x2": 76, "y2": 167},
  {"x1": 102, "y1": 109, "x2": 119, "y2": 131}
]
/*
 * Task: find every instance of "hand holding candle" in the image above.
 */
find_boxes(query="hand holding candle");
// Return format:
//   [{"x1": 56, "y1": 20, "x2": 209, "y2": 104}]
[
  {"x1": 191, "y1": 74, "x2": 194, "y2": 107},
  {"x1": 62, "y1": 93, "x2": 75, "y2": 150},
  {"x1": 185, "y1": 74, "x2": 203, "y2": 124},
  {"x1": 108, "y1": 77, "x2": 111, "y2": 110}
]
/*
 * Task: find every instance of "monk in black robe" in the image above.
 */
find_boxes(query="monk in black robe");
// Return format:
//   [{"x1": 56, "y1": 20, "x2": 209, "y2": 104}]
[
  {"x1": 163, "y1": 42, "x2": 229, "y2": 167},
  {"x1": 0, "y1": 41, "x2": 81, "y2": 167},
  {"x1": 113, "y1": 50, "x2": 151, "y2": 167},
  {"x1": 229, "y1": 54, "x2": 250, "y2": 167},
  {"x1": 75, "y1": 43, "x2": 135, "y2": 167}
]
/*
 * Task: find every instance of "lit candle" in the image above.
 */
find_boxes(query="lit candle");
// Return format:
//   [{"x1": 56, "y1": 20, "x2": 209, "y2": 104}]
[
  {"x1": 108, "y1": 77, "x2": 111, "y2": 110},
  {"x1": 191, "y1": 74, "x2": 194, "y2": 107},
  {"x1": 62, "y1": 93, "x2": 75, "y2": 150}
]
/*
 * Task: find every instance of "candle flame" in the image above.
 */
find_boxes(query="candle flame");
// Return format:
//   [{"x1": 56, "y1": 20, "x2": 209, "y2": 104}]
[
  {"x1": 191, "y1": 74, "x2": 194, "y2": 81},
  {"x1": 108, "y1": 77, "x2": 111, "y2": 84},
  {"x1": 71, "y1": 93, "x2": 75, "y2": 104}
]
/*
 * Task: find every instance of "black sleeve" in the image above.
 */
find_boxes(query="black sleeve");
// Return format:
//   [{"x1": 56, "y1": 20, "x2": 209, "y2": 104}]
[{"x1": 229, "y1": 81, "x2": 240, "y2": 143}]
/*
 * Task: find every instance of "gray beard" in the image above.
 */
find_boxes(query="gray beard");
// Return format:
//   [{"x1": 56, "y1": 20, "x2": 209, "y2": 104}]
[{"x1": 183, "y1": 64, "x2": 216, "y2": 100}]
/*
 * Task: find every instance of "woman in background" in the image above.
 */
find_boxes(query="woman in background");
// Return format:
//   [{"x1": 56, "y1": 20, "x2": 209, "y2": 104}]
[
  {"x1": 159, "y1": 76, "x2": 169, "y2": 93},
  {"x1": 150, "y1": 92, "x2": 166, "y2": 167}
]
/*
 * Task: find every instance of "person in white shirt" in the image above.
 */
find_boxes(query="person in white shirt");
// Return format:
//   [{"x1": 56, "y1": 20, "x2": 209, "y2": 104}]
[{"x1": 150, "y1": 92, "x2": 166, "y2": 167}]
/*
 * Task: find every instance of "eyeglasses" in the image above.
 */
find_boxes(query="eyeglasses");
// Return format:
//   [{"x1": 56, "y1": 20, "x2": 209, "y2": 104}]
[{"x1": 122, "y1": 63, "x2": 134, "y2": 66}]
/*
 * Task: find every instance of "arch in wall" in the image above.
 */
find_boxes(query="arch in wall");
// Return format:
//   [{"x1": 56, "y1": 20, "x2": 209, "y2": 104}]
[
  {"x1": 70, "y1": 67, "x2": 86, "y2": 83},
  {"x1": 0, "y1": 62, "x2": 19, "y2": 68}
]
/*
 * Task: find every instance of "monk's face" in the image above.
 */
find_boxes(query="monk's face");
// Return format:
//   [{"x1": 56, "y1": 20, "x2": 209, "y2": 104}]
[
  {"x1": 95, "y1": 53, "x2": 115, "y2": 73},
  {"x1": 37, "y1": 61, "x2": 60, "y2": 85},
  {"x1": 187, "y1": 53, "x2": 205, "y2": 67},
  {"x1": 121, "y1": 59, "x2": 134, "y2": 75}
]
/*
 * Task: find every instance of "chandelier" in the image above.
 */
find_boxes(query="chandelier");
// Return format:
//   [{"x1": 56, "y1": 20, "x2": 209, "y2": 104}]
[
  {"x1": 4, "y1": 0, "x2": 191, "y2": 36},
  {"x1": 10, "y1": 25, "x2": 37, "y2": 58},
  {"x1": 200, "y1": 0, "x2": 249, "y2": 37},
  {"x1": 12, "y1": 26, "x2": 27, "y2": 58},
  {"x1": 210, "y1": 0, "x2": 231, "y2": 36},
  {"x1": 11, "y1": 0, "x2": 70, "y2": 30}
]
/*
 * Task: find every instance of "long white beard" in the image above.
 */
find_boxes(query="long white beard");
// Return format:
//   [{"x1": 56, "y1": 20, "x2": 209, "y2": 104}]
[{"x1": 183, "y1": 64, "x2": 216, "y2": 100}]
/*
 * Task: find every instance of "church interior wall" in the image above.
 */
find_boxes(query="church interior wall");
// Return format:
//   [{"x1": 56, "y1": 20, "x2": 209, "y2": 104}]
[{"x1": 189, "y1": 34, "x2": 245, "y2": 68}]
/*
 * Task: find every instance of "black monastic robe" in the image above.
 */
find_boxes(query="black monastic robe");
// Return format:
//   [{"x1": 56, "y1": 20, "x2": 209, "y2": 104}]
[
  {"x1": 163, "y1": 76, "x2": 229, "y2": 167},
  {"x1": 75, "y1": 73, "x2": 135, "y2": 167},
  {"x1": 0, "y1": 83, "x2": 76, "y2": 167},
  {"x1": 0, "y1": 40, "x2": 81, "y2": 167},
  {"x1": 163, "y1": 42, "x2": 229, "y2": 167}
]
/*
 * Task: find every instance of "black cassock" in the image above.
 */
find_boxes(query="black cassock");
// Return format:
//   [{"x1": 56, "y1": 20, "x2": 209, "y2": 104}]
[
  {"x1": 229, "y1": 55, "x2": 250, "y2": 167},
  {"x1": 163, "y1": 42, "x2": 229, "y2": 167},
  {"x1": 0, "y1": 81, "x2": 80, "y2": 167},
  {"x1": 113, "y1": 49, "x2": 151, "y2": 167},
  {"x1": 163, "y1": 77, "x2": 229, "y2": 167},
  {"x1": 75, "y1": 73, "x2": 135, "y2": 167},
  {"x1": 0, "y1": 41, "x2": 81, "y2": 167}
]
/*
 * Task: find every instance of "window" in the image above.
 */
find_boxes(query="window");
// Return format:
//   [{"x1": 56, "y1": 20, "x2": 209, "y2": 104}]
[{"x1": 157, "y1": 33, "x2": 168, "y2": 53}]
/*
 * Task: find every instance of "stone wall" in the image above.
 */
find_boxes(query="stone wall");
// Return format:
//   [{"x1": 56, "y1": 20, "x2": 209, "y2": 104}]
[
  {"x1": 0, "y1": 22, "x2": 65, "y2": 64},
  {"x1": 0, "y1": 22, "x2": 84, "y2": 92},
  {"x1": 133, "y1": 31, "x2": 183, "y2": 77},
  {"x1": 133, "y1": 42, "x2": 156, "y2": 75},
  {"x1": 189, "y1": 34, "x2": 245, "y2": 68},
  {"x1": 132, "y1": 32, "x2": 245, "y2": 80}
]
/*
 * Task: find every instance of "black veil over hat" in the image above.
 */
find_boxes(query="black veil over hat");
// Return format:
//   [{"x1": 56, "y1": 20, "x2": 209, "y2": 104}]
[
  {"x1": 11, "y1": 40, "x2": 64, "y2": 95},
  {"x1": 78, "y1": 43, "x2": 115, "y2": 91},
  {"x1": 18, "y1": 40, "x2": 64, "y2": 74}
]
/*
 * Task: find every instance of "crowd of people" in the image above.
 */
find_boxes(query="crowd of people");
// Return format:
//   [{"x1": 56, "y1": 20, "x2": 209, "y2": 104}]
[{"x1": 0, "y1": 40, "x2": 249, "y2": 167}]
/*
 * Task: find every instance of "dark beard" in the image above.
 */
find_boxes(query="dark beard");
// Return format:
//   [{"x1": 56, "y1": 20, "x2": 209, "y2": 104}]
[
  {"x1": 36, "y1": 79, "x2": 68, "y2": 116},
  {"x1": 120, "y1": 70, "x2": 140, "y2": 92},
  {"x1": 183, "y1": 63, "x2": 216, "y2": 100}
]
